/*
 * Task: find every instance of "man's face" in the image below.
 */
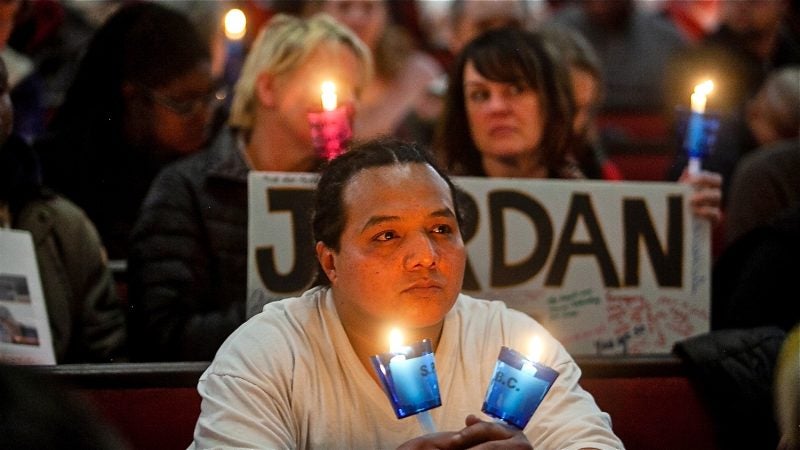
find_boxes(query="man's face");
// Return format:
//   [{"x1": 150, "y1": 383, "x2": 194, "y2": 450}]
[{"x1": 321, "y1": 163, "x2": 466, "y2": 330}]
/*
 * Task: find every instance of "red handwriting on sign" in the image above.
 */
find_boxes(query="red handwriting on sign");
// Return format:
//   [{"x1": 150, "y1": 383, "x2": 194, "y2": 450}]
[{"x1": 599, "y1": 292, "x2": 708, "y2": 355}]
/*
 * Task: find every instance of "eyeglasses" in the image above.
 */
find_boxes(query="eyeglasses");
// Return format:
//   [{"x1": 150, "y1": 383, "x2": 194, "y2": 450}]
[{"x1": 141, "y1": 83, "x2": 228, "y2": 116}]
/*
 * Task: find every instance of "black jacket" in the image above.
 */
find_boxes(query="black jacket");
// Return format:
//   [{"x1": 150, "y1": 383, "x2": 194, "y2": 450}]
[
  {"x1": 674, "y1": 327, "x2": 786, "y2": 449},
  {"x1": 128, "y1": 128, "x2": 248, "y2": 361}
]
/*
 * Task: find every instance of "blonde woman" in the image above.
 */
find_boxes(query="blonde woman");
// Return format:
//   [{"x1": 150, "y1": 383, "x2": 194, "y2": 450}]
[{"x1": 128, "y1": 13, "x2": 372, "y2": 361}]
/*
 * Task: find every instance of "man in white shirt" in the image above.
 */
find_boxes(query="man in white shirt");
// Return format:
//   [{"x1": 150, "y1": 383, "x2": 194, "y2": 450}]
[{"x1": 191, "y1": 138, "x2": 623, "y2": 449}]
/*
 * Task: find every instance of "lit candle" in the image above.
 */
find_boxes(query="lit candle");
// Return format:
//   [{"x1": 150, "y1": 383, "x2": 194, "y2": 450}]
[
  {"x1": 685, "y1": 80, "x2": 714, "y2": 175},
  {"x1": 370, "y1": 328, "x2": 440, "y2": 433},
  {"x1": 690, "y1": 80, "x2": 713, "y2": 114},
  {"x1": 307, "y1": 80, "x2": 352, "y2": 160},
  {"x1": 224, "y1": 8, "x2": 247, "y2": 41},
  {"x1": 386, "y1": 330, "x2": 427, "y2": 409},
  {"x1": 223, "y1": 8, "x2": 247, "y2": 85},
  {"x1": 321, "y1": 81, "x2": 337, "y2": 112},
  {"x1": 482, "y1": 336, "x2": 560, "y2": 430}
]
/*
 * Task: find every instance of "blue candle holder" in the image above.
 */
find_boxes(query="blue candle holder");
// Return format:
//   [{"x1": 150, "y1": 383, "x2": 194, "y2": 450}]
[
  {"x1": 370, "y1": 339, "x2": 441, "y2": 419},
  {"x1": 482, "y1": 346, "x2": 559, "y2": 430},
  {"x1": 677, "y1": 107, "x2": 721, "y2": 173}
]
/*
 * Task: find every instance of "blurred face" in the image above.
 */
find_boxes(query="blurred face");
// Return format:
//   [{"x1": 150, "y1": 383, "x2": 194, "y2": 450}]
[
  {"x1": 746, "y1": 90, "x2": 782, "y2": 146},
  {"x1": 584, "y1": 0, "x2": 633, "y2": 27},
  {"x1": 451, "y1": 0, "x2": 526, "y2": 54},
  {"x1": 0, "y1": 59, "x2": 11, "y2": 145},
  {"x1": 571, "y1": 67, "x2": 600, "y2": 138},
  {"x1": 318, "y1": 0, "x2": 387, "y2": 50},
  {"x1": 721, "y1": 0, "x2": 785, "y2": 38},
  {"x1": 267, "y1": 41, "x2": 362, "y2": 154},
  {"x1": 146, "y1": 62, "x2": 219, "y2": 155},
  {"x1": 319, "y1": 163, "x2": 465, "y2": 330},
  {"x1": 0, "y1": 0, "x2": 19, "y2": 50},
  {"x1": 463, "y1": 61, "x2": 544, "y2": 161}
]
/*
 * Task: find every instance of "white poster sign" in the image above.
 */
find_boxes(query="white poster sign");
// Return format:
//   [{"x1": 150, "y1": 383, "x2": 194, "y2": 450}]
[
  {"x1": 0, "y1": 229, "x2": 56, "y2": 365},
  {"x1": 247, "y1": 173, "x2": 710, "y2": 355}
]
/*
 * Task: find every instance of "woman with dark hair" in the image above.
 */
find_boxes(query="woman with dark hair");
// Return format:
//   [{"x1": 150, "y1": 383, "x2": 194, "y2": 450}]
[
  {"x1": 34, "y1": 2, "x2": 220, "y2": 259},
  {"x1": 435, "y1": 26, "x2": 578, "y2": 179},
  {"x1": 436, "y1": 26, "x2": 723, "y2": 223}
]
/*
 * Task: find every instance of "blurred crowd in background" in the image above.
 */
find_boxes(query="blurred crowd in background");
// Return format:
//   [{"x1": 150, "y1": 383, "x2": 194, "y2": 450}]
[{"x1": 0, "y1": 0, "x2": 797, "y2": 447}]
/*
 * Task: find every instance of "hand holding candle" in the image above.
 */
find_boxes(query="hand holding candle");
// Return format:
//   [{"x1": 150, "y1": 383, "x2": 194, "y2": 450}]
[
  {"x1": 481, "y1": 336, "x2": 559, "y2": 430},
  {"x1": 370, "y1": 329, "x2": 441, "y2": 434},
  {"x1": 308, "y1": 80, "x2": 353, "y2": 161}
]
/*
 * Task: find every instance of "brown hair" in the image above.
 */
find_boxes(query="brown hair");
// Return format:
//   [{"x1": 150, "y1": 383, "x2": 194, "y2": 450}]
[{"x1": 434, "y1": 27, "x2": 575, "y2": 177}]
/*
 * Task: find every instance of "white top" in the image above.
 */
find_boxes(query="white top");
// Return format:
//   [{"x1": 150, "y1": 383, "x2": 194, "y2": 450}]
[{"x1": 191, "y1": 287, "x2": 624, "y2": 450}]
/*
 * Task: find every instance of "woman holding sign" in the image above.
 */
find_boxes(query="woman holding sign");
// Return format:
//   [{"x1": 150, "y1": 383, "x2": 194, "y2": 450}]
[{"x1": 434, "y1": 27, "x2": 722, "y2": 223}]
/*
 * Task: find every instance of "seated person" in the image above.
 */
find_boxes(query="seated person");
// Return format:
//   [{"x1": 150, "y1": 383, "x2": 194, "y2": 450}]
[
  {"x1": 190, "y1": 138, "x2": 623, "y2": 449},
  {"x1": 300, "y1": 0, "x2": 443, "y2": 142},
  {"x1": 435, "y1": 27, "x2": 721, "y2": 223},
  {"x1": 539, "y1": 24, "x2": 623, "y2": 180},
  {"x1": 723, "y1": 66, "x2": 800, "y2": 246},
  {"x1": 712, "y1": 204, "x2": 800, "y2": 333},
  {"x1": 0, "y1": 56, "x2": 125, "y2": 363},
  {"x1": 127, "y1": 13, "x2": 372, "y2": 361},
  {"x1": 35, "y1": 2, "x2": 218, "y2": 259}
]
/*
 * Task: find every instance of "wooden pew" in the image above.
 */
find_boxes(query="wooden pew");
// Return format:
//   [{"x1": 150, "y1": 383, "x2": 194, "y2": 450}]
[{"x1": 40, "y1": 356, "x2": 718, "y2": 450}]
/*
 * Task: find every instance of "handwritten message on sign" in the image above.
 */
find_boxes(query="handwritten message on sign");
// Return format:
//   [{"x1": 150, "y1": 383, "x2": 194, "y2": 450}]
[{"x1": 247, "y1": 173, "x2": 710, "y2": 355}]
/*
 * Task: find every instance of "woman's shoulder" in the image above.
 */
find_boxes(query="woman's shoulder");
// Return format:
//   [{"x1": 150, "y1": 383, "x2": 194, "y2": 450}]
[
  {"x1": 17, "y1": 195, "x2": 103, "y2": 253},
  {"x1": 19, "y1": 194, "x2": 90, "y2": 228}
]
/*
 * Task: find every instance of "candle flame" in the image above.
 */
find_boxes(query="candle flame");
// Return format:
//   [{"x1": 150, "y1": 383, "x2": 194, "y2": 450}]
[
  {"x1": 694, "y1": 80, "x2": 714, "y2": 97},
  {"x1": 528, "y1": 336, "x2": 542, "y2": 362},
  {"x1": 690, "y1": 79, "x2": 714, "y2": 113},
  {"x1": 224, "y1": 9, "x2": 247, "y2": 40},
  {"x1": 321, "y1": 81, "x2": 337, "y2": 111},
  {"x1": 389, "y1": 328, "x2": 404, "y2": 354}
]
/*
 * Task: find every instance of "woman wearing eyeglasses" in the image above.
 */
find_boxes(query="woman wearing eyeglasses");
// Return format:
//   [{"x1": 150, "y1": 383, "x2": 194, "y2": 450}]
[
  {"x1": 34, "y1": 2, "x2": 218, "y2": 260},
  {"x1": 126, "y1": 13, "x2": 373, "y2": 362}
]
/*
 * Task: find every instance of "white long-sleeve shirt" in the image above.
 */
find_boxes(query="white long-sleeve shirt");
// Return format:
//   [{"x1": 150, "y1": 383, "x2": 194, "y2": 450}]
[{"x1": 191, "y1": 287, "x2": 624, "y2": 449}]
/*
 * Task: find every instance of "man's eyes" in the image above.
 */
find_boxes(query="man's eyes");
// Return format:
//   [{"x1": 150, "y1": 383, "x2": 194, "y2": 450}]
[
  {"x1": 432, "y1": 224, "x2": 453, "y2": 234},
  {"x1": 374, "y1": 231, "x2": 397, "y2": 241},
  {"x1": 372, "y1": 225, "x2": 453, "y2": 242}
]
